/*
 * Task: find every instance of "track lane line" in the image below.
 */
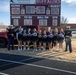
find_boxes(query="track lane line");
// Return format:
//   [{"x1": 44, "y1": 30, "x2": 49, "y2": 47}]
[
  {"x1": 0, "y1": 72, "x2": 9, "y2": 75},
  {"x1": 0, "y1": 59, "x2": 76, "y2": 75}
]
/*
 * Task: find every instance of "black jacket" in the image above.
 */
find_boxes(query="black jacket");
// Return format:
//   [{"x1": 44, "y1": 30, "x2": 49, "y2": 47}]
[{"x1": 7, "y1": 29, "x2": 14, "y2": 39}]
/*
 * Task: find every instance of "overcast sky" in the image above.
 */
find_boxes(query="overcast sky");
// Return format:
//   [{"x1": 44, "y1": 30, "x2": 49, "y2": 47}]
[{"x1": 0, "y1": 0, "x2": 76, "y2": 25}]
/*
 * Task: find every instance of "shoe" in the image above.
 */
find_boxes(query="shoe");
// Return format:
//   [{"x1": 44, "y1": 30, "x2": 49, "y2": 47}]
[
  {"x1": 23, "y1": 47, "x2": 26, "y2": 50},
  {"x1": 49, "y1": 48, "x2": 51, "y2": 50},
  {"x1": 43, "y1": 48, "x2": 45, "y2": 50},
  {"x1": 36, "y1": 49, "x2": 37, "y2": 51},
  {"x1": 27, "y1": 47, "x2": 30, "y2": 50},
  {"x1": 18, "y1": 48, "x2": 20, "y2": 51},
  {"x1": 39, "y1": 48, "x2": 41, "y2": 51},
  {"x1": 21, "y1": 48, "x2": 22, "y2": 50}
]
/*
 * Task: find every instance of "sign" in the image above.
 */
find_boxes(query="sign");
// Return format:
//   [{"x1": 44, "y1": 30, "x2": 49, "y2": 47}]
[
  {"x1": 10, "y1": 0, "x2": 60, "y2": 4},
  {"x1": 10, "y1": 0, "x2": 35, "y2": 4}
]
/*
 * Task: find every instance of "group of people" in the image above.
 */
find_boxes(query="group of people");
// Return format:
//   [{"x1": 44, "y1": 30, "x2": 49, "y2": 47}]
[{"x1": 7, "y1": 26, "x2": 72, "y2": 53}]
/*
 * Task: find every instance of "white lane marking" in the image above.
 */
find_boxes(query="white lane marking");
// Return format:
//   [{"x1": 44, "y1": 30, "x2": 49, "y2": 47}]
[
  {"x1": 0, "y1": 58, "x2": 34, "y2": 68},
  {"x1": 0, "y1": 59, "x2": 76, "y2": 75},
  {"x1": 0, "y1": 52, "x2": 76, "y2": 64},
  {"x1": 0, "y1": 72, "x2": 9, "y2": 75}
]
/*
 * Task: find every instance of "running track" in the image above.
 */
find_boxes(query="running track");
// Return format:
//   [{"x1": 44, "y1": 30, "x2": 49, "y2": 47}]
[{"x1": 0, "y1": 53, "x2": 76, "y2": 75}]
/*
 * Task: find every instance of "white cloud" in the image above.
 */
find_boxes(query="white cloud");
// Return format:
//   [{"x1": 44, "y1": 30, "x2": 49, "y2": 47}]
[
  {"x1": 68, "y1": 18, "x2": 76, "y2": 23},
  {"x1": 0, "y1": 0, "x2": 10, "y2": 12},
  {"x1": 62, "y1": 0, "x2": 76, "y2": 4}
]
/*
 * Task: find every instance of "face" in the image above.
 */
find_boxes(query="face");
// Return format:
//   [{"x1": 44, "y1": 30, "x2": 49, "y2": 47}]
[
  {"x1": 39, "y1": 30, "x2": 42, "y2": 33},
  {"x1": 50, "y1": 29, "x2": 52, "y2": 33},
  {"x1": 28, "y1": 28, "x2": 31, "y2": 32},
  {"x1": 24, "y1": 30, "x2": 26, "y2": 32},
  {"x1": 44, "y1": 30, "x2": 46, "y2": 34},
  {"x1": 60, "y1": 28, "x2": 64, "y2": 32},
  {"x1": 54, "y1": 28, "x2": 58, "y2": 33},
  {"x1": 34, "y1": 28, "x2": 36, "y2": 32}
]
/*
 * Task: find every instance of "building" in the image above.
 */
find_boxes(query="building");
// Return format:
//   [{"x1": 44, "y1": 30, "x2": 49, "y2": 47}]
[
  {"x1": 0, "y1": 25, "x2": 8, "y2": 32},
  {"x1": 61, "y1": 24, "x2": 76, "y2": 30},
  {"x1": 10, "y1": 0, "x2": 61, "y2": 27}
]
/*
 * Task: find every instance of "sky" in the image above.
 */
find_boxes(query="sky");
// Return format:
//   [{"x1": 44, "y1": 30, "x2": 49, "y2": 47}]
[{"x1": 0, "y1": 0, "x2": 76, "y2": 25}]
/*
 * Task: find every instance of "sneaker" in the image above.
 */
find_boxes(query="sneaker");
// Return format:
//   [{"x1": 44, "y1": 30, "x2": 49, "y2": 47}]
[
  {"x1": 49, "y1": 48, "x2": 51, "y2": 50},
  {"x1": 39, "y1": 48, "x2": 41, "y2": 51},
  {"x1": 21, "y1": 48, "x2": 22, "y2": 50},
  {"x1": 36, "y1": 49, "x2": 37, "y2": 51},
  {"x1": 18, "y1": 48, "x2": 20, "y2": 51},
  {"x1": 43, "y1": 48, "x2": 45, "y2": 50},
  {"x1": 27, "y1": 47, "x2": 30, "y2": 50},
  {"x1": 23, "y1": 47, "x2": 26, "y2": 50}
]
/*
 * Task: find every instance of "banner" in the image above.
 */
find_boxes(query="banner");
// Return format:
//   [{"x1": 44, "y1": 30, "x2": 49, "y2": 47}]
[{"x1": 10, "y1": 0, "x2": 35, "y2": 4}]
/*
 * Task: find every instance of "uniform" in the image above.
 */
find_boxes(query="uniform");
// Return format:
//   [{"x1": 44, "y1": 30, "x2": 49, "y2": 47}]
[
  {"x1": 38, "y1": 33, "x2": 42, "y2": 42},
  {"x1": 47, "y1": 33, "x2": 54, "y2": 43},
  {"x1": 53, "y1": 32, "x2": 59, "y2": 46},
  {"x1": 42, "y1": 34, "x2": 47, "y2": 43},
  {"x1": 58, "y1": 32, "x2": 64, "y2": 43},
  {"x1": 17, "y1": 30, "x2": 23, "y2": 41},
  {"x1": 31, "y1": 32, "x2": 38, "y2": 42},
  {"x1": 27, "y1": 32, "x2": 31, "y2": 42},
  {"x1": 22, "y1": 32, "x2": 27, "y2": 42}
]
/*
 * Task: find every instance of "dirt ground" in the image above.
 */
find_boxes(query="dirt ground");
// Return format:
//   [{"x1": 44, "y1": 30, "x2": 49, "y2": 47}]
[{"x1": 0, "y1": 35, "x2": 76, "y2": 63}]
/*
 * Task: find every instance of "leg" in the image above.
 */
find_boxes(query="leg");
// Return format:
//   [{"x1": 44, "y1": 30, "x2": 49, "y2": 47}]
[
  {"x1": 18, "y1": 40, "x2": 20, "y2": 51},
  {"x1": 20, "y1": 41, "x2": 22, "y2": 50},
  {"x1": 39, "y1": 42, "x2": 42, "y2": 50},
  {"x1": 65, "y1": 40, "x2": 69, "y2": 51},
  {"x1": 34, "y1": 42, "x2": 37, "y2": 51},
  {"x1": 27, "y1": 41, "x2": 30, "y2": 50},
  {"x1": 69, "y1": 41, "x2": 72, "y2": 53},
  {"x1": 11, "y1": 39, "x2": 14, "y2": 50},
  {"x1": 8, "y1": 39, "x2": 11, "y2": 50},
  {"x1": 43, "y1": 42, "x2": 46, "y2": 50}
]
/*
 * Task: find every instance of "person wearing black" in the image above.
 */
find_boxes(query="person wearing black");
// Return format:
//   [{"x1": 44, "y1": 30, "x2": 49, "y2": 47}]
[
  {"x1": 31, "y1": 28, "x2": 38, "y2": 51},
  {"x1": 47, "y1": 28, "x2": 54, "y2": 50},
  {"x1": 7, "y1": 25, "x2": 14, "y2": 50},
  {"x1": 16, "y1": 26, "x2": 23, "y2": 51},
  {"x1": 53, "y1": 28, "x2": 59, "y2": 51},
  {"x1": 58, "y1": 28, "x2": 64, "y2": 51},
  {"x1": 22, "y1": 29, "x2": 27, "y2": 50},
  {"x1": 42, "y1": 30, "x2": 47, "y2": 50},
  {"x1": 27, "y1": 28, "x2": 31, "y2": 50},
  {"x1": 38, "y1": 30, "x2": 42, "y2": 50},
  {"x1": 64, "y1": 26, "x2": 72, "y2": 53}
]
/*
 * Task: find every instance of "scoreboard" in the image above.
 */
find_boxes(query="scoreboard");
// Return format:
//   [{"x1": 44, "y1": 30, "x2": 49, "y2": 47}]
[{"x1": 10, "y1": 0, "x2": 61, "y2": 27}]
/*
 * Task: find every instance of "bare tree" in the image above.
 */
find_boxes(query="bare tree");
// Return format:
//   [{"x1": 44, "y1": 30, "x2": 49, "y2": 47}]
[{"x1": 61, "y1": 16, "x2": 68, "y2": 24}]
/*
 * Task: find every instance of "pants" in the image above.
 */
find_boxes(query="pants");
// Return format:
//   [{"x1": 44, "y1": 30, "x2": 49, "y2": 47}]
[
  {"x1": 65, "y1": 38, "x2": 72, "y2": 53},
  {"x1": 8, "y1": 39, "x2": 14, "y2": 50}
]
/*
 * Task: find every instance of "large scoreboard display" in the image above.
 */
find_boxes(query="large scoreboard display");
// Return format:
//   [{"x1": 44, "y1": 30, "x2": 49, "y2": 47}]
[{"x1": 10, "y1": 0, "x2": 61, "y2": 27}]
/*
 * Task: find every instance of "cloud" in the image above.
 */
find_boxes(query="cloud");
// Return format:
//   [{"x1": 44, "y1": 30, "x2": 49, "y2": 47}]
[
  {"x1": 68, "y1": 17, "x2": 76, "y2": 23},
  {"x1": 0, "y1": 0, "x2": 10, "y2": 12},
  {"x1": 62, "y1": 0, "x2": 76, "y2": 4}
]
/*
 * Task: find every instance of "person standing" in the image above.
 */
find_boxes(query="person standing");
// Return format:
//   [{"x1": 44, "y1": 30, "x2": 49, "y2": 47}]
[
  {"x1": 42, "y1": 30, "x2": 47, "y2": 50},
  {"x1": 47, "y1": 28, "x2": 54, "y2": 50},
  {"x1": 7, "y1": 25, "x2": 14, "y2": 50},
  {"x1": 27, "y1": 28, "x2": 31, "y2": 50},
  {"x1": 64, "y1": 26, "x2": 72, "y2": 53},
  {"x1": 38, "y1": 30, "x2": 42, "y2": 50},
  {"x1": 58, "y1": 28, "x2": 64, "y2": 51},
  {"x1": 53, "y1": 28, "x2": 59, "y2": 51},
  {"x1": 22, "y1": 29, "x2": 27, "y2": 50},
  {"x1": 31, "y1": 28, "x2": 38, "y2": 51},
  {"x1": 16, "y1": 26, "x2": 23, "y2": 51}
]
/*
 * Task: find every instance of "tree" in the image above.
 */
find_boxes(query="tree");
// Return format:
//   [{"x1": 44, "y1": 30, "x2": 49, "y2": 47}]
[{"x1": 61, "y1": 16, "x2": 68, "y2": 24}]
